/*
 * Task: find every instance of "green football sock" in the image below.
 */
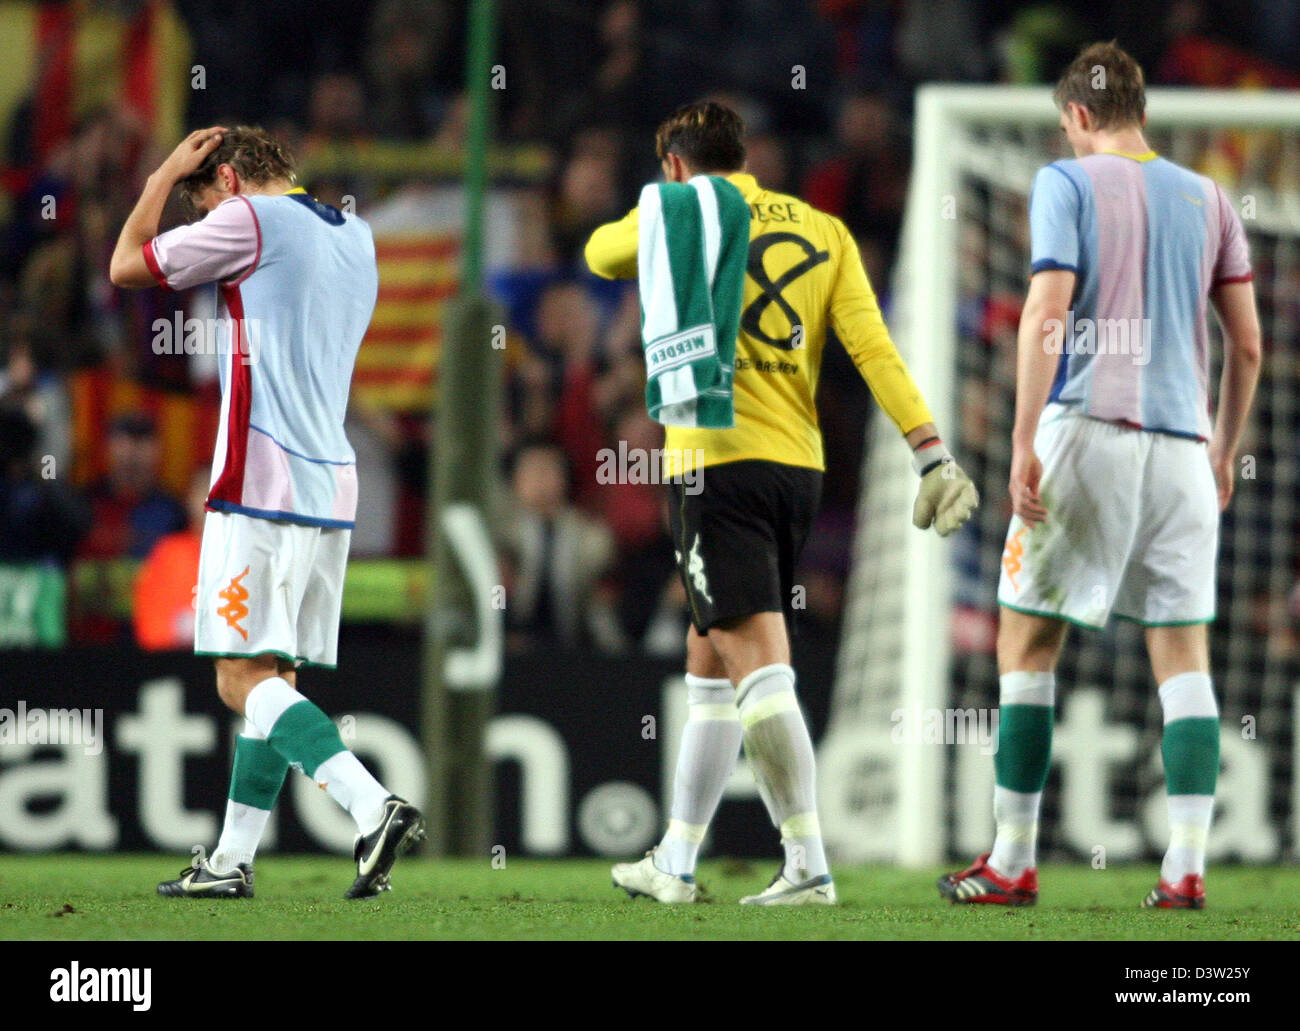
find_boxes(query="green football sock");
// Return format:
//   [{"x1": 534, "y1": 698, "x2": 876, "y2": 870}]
[
  {"x1": 267, "y1": 700, "x2": 347, "y2": 779},
  {"x1": 995, "y1": 703, "x2": 1054, "y2": 793},
  {"x1": 1162, "y1": 717, "x2": 1220, "y2": 796},
  {"x1": 228, "y1": 734, "x2": 290, "y2": 809}
]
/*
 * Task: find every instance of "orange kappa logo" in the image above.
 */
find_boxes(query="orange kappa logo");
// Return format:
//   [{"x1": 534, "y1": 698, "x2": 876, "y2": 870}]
[
  {"x1": 1002, "y1": 525, "x2": 1029, "y2": 593},
  {"x1": 217, "y1": 566, "x2": 251, "y2": 640}
]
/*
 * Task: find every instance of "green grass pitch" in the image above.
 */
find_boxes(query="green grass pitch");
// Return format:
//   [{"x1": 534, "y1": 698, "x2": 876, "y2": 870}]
[{"x1": 2, "y1": 855, "x2": 1298, "y2": 940}]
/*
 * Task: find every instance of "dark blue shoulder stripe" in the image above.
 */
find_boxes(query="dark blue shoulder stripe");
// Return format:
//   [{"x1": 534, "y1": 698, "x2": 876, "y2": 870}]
[{"x1": 286, "y1": 191, "x2": 346, "y2": 226}]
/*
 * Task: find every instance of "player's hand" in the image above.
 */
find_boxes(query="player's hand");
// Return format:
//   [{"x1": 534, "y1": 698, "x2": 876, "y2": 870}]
[
  {"x1": 1208, "y1": 445, "x2": 1234, "y2": 511},
  {"x1": 1009, "y1": 445, "x2": 1047, "y2": 526},
  {"x1": 913, "y1": 459, "x2": 980, "y2": 537},
  {"x1": 159, "y1": 127, "x2": 227, "y2": 182}
]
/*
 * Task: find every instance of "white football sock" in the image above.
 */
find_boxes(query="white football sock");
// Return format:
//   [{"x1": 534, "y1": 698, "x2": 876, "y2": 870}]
[
  {"x1": 736, "y1": 663, "x2": 829, "y2": 883},
  {"x1": 210, "y1": 802, "x2": 270, "y2": 871},
  {"x1": 1162, "y1": 794, "x2": 1214, "y2": 882},
  {"x1": 313, "y1": 751, "x2": 390, "y2": 836},
  {"x1": 656, "y1": 675, "x2": 742, "y2": 877},
  {"x1": 989, "y1": 786, "x2": 1041, "y2": 879},
  {"x1": 243, "y1": 677, "x2": 306, "y2": 738},
  {"x1": 1158, "y1": 671, "x2": 1218, "y2": 722}
]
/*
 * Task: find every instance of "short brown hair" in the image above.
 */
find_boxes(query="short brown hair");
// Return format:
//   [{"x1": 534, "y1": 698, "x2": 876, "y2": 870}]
[
  {"x1": 179, "y1": 125, "x2": 296, "y2": 218},
  {"x1": 1053, "y1": 41, "x2": 1146, "y2": 130},
  {"x1": 654, "y1": 102, "x2": 745, "y2": 173}
]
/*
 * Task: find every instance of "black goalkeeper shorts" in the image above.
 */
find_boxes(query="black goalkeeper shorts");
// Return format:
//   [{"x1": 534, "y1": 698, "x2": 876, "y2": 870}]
[{"x1": 667, "y1": 459, "x2": 823, "y2": 634}]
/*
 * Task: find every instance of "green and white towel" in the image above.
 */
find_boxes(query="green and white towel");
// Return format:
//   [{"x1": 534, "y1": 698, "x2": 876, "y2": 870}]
[{"x1": 637, "y1": 175, "x2": 749, "y2": 428}]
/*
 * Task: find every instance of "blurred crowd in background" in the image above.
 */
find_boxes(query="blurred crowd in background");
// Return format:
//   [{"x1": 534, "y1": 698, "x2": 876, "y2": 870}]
[{"x1": 1, "y1": 0, "x2": 1298, "y2": 657}]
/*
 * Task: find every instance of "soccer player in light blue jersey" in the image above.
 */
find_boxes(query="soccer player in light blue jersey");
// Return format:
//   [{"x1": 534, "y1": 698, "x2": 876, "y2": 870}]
[
  {"x1": 111, "y1": 126, "x2": 424, "y2": 899},
  {"x1": 939, "y1": 43, "x2": 1262, "y2": 909}
]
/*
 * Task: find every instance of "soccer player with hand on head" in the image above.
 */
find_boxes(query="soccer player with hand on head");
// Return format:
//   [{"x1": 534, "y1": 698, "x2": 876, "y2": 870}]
[
  {"x1": 111, "y1": 126, "x2": 424, "y2": 899},
  {"x1": 939, "y1": 43, "x2": 1261, "y2": 910},
  {"x1": 586, "y1": 102, "x2": 978, "y2": 905}
]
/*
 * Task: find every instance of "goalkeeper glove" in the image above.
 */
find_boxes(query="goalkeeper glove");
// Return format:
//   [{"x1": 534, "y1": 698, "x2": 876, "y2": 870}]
[{"x1": 911, "y1": 438, "x2": 979, "y2": 537}]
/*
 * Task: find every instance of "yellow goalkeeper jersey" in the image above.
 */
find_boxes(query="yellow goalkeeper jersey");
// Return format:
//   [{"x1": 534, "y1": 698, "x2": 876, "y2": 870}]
[{"x1": 584, "y1": 171, "x2": 933, "y2": 475}]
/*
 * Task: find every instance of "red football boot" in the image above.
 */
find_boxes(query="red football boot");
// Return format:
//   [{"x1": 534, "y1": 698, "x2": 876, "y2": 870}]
[
  {"x1": 1142, "y1": 873, "x2": 1206, "y2": 910},
  {"x1": 937, "y1": 852, "x2": 1038, "y2": 905}
]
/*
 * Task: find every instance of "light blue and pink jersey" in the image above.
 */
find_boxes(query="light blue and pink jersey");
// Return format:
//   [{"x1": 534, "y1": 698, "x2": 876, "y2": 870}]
[
  {"x1": 145, "y1": 190, "x2": 378, "y2": 528},
  {"x1": 1029, "y1": 151, "x2": 1252, "y2": 440}
]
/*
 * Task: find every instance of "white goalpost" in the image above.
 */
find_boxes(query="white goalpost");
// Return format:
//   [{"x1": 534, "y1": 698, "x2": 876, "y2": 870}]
[{"x1": 823, "y1": 86, "x2": 1300, "y2": 868}]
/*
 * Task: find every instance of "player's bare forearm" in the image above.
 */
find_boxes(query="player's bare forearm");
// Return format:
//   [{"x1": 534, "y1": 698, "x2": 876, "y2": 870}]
[
  {"x1": 1208, "y1": 279, "x2": 1263, "y2": 508},
  {"x1": 110, "y1": 127, "x2": 227, "y2": 289},
  {"x1": 109, "y1": 172, "x2": 176, "y2": 288},
  {"x1": 1013, "y1": 310, "x2": 1061, "y2": 448},
  {"x1": 1013, "y1": 271, "x2": 1074, "y2": 448},
  {"x1": 1213, "y1": 348, "x2": 1261, "y2": 455},
  {"x1": 1009, "y1": 303, "x2": 1056, "y2": 526},
  {"x1": 1008, "y1": 271, "x2": 1073, "y2": 525}
]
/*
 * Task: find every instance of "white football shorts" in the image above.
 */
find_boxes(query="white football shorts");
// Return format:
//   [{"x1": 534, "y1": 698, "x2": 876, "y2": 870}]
[
  {"x1": 997, "y1": 405, "x2": 1219, "y2": 629},
  {"x1": 194, "y1": 510, "x2": 351, "y2": 667}
]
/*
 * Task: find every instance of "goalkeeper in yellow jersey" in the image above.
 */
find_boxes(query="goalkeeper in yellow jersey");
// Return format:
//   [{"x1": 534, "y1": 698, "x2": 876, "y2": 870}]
[{"x1": 586, "y1": 101, "x2": 978, "y2": 904}]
